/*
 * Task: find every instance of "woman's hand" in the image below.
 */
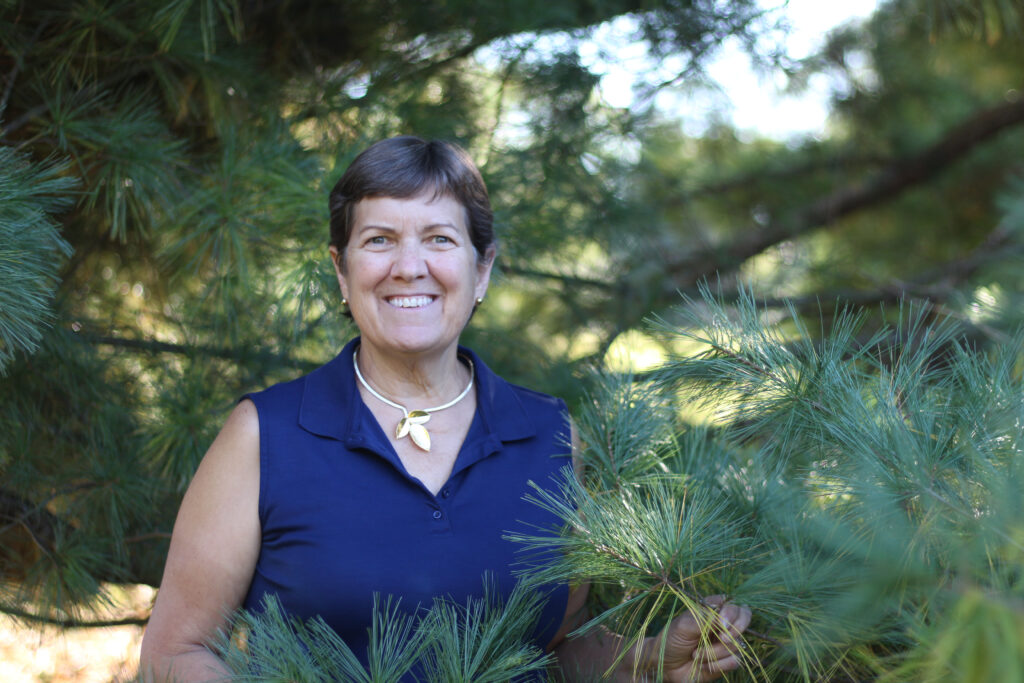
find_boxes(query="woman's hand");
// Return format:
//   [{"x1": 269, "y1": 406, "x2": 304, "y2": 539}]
[
  {"x1": 636, "y1": 595, "x2": 752, "y2": 682},
  {"x1": 551, "y1": 587, "x2": 753, "y2": 683}
]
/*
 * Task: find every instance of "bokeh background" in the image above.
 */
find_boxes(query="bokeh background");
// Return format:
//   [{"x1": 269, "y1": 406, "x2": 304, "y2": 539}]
[{"x1": 3, "y1": 0, "x2": 1024, "y2": 679}]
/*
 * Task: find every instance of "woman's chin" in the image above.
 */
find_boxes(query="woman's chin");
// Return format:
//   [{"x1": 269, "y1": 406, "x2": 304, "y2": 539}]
[{"x1": 359, "y1": 330, "x2": 459, "y2": 358}]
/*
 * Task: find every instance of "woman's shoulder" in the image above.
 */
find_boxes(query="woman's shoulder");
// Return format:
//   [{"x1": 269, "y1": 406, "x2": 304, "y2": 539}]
[
  {"x1": 246, "y1": 371, "x2": 307, "y2": 405},
  {"x1": 246, "y1": 343, "x2": 355, "y2": 410}
]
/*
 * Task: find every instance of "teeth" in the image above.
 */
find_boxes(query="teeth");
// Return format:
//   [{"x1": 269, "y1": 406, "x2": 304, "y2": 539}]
[{"x1": 389, "y1": 296, "x2": 433, "y2": 308}]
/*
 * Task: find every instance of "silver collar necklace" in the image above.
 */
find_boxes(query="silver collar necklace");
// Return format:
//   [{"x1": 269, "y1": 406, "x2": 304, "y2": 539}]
[{"x1": 352, "y1": 347, "x2": 474, "y2": 452}]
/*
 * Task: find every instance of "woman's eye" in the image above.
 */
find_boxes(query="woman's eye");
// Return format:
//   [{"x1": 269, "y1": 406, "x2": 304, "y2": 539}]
[
  {"x1": 367, "y1": 235, "x2": 388, "y2": 246},
  {"x1": 431, "y1": 235, "x2": 452, "y2": 244}
]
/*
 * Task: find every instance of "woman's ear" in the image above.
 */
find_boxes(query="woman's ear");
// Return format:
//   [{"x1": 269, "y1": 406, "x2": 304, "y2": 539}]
[
  {"x1": 475, "y1": 245, "x2": 497, "y2": 300},
  {"x1": 328, "y1": 246, "x2": 348, "y2": 301}
]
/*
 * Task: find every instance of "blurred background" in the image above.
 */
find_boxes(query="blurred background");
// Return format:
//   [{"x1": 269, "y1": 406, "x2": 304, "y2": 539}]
[{"x1": 2, "y1": 0, "x2": 1023, "y2": 678}]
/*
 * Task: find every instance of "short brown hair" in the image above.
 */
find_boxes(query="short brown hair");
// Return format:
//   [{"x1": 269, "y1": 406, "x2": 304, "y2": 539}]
[{"x1": 328, "y1": 136, "x2": 494, "y2": 263}]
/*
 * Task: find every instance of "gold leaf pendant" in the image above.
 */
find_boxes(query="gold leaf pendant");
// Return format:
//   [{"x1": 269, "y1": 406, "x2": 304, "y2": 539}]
[
  {"x1": 408, "y1": 423, "x2": 431, "y2": 451},
  {"x1": 396, "y1": 410, "x2": 432, "y2": 451}
]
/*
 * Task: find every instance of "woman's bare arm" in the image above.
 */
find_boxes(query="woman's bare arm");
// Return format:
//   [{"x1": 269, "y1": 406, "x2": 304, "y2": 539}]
[{"x1": 139, "y1": 399, "x2": 262, "y2": 682}]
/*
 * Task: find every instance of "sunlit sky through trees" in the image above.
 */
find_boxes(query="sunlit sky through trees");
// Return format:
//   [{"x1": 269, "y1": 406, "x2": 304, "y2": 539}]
[
  {"x1": 482, "y1": 0, "x2": 880, "y2": 141},
  {"x1": 699, "y1": 0, "x2": 879, "y2": 138}
]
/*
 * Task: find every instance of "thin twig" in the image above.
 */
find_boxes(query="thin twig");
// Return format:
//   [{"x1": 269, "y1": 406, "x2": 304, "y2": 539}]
[
  {"x1": 499, "y1": 263, "x2": 614, "y2": 290},
  {"x1": 78, "y1": 332, "x2": 321, "y2": 371},
  {"x1": 0, "y1": 481, "x2": 108, "y2": 539},
  {"x1": 123, "y1": 531, "x2": 172, "y2": 544},
  {"x1": 1, "y1": 605, "x2": 149, "y2": 628}
]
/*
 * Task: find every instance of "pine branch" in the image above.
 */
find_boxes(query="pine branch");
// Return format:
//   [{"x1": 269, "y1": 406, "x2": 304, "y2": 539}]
[
  {"x1": 123, "y1": 532, "x2": 172, "y2": 544},
  {"x1": 0, "y1": 487, "x2": 60, "y2": 550},
  {"x1": 79, "y1": 332, "x2": 321, "y2": 371},
  {"x1": 499, "y1": 263, "x2": 614, "y2": 290},
  {"x1": 684, "y1": 154, "x2": 889, "y2": 199},
  {"x1": 661, "y1": 96, "x2": 1024, "y2": 293},
  {"x1": 0, "y1": 147, "x2": 75, "y2": 370},
  {"x1": 219, "y1": 581, "x2": 552, "y2": 682},
  {"x1": 585, "y1": 534, "x2": 784, "y2": 649},
  {"x1": 0, "y1": 65, "x2": 150, "y2": 141},
  {"x1": 699, "y1": 338, "x2": 832, "y2": 416},
  {"x1": 0, "y1": 605, "x2": 149, "y2": 628}
]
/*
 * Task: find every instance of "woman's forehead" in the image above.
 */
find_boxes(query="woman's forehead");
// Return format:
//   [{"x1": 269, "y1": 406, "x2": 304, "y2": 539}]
[{"x1": 352, "y1": 192, "x2": 468, "y2": 227}]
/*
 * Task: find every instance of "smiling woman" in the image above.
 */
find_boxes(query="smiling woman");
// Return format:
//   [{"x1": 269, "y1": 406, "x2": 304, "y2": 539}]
[{"x1": 138, "y1": 136, "x2": 750, "y2": 682}]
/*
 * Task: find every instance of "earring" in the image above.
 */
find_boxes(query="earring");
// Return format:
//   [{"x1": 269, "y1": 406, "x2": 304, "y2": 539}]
[
  {"x1": 342, "y1": 298, "x2": 348, "y2": 305},
  {"x1": 475, "y1": 297, "x2": 484, "y2": 305}
]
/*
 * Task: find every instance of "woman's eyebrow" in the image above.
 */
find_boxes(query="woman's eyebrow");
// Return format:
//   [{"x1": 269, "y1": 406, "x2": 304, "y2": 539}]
[
  {"x1": 357, "y1": 221, "x2": 459, "y2": 232},
  {"x1": 354, "y1": 223, "x2": 397, "y2": 233}
]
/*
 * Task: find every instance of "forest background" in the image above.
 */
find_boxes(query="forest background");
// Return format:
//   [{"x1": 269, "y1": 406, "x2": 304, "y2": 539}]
[{"x1": 3, "y1": 0, "x2": 1024, "y2": 680}]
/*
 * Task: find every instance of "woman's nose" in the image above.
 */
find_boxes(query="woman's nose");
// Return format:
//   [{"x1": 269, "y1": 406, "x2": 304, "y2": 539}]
[{"x1": 390, "y1": 240, "x2": 428, "y2": 280}]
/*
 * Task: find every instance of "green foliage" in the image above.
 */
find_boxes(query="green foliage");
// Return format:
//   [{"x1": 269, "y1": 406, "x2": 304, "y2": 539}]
[
  {"x1": 0, "y1": 147, "x2": 74, "y2": 371},
  {"x1": 216, "y1": 578, "x2": 552, "y2": 682},
  {"x1": 925, "y1": 0, "x2": 1024, "y2": 41},
  {"x1": 154, "y1": 0, "x2": 243, "y2": 57},
  {"x1": 218, "y1": 594, "x2": 423, "y2": 682},
  {"x1": 571, "y1": 368, "x2": 675, "y2": 488},
  {"x1": 417, "y1": 580, "x2": 553, "y2": 683},
  {"x1": 516, "y1": 290, "x2": 1024, "y2": 681},
  {"x1": 0, "y1": 328, "x2": 165, "y2": 609}
]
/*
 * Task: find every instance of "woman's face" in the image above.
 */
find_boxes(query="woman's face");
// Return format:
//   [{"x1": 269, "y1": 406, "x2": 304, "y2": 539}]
[{"x1": 330, "y1": 192, "x2": 493, "y2": 361}]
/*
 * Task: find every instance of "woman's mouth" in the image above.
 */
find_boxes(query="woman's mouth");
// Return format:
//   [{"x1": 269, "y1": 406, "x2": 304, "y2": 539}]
[{"x1": 386, "y1": 295, "x2": 435, "y2": 309}]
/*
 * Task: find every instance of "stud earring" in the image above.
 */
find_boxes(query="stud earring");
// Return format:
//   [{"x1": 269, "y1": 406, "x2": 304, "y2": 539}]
[
  {"x1": 475, "y1": 297, "x2": 484, "y2": 304},
  {"x1": 342, "y1": 298, "x2": 348, "y2": 305}
]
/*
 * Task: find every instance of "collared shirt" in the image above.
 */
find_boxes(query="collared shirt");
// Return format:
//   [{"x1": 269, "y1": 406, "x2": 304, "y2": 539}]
[{"x1": 242, "y1": 337, "x2": 572, "y2": 674}]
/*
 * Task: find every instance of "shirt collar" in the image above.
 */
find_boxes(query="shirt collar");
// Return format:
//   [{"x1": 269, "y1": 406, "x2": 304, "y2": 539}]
[{"x1": 298, "y1": 337, "x2": 536, "y2": 444}]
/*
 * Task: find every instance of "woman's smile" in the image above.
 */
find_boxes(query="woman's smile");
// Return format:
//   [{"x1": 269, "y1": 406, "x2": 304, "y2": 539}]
[{"x1": 386, "y1": 295, "x2": 436, "y2": 309}]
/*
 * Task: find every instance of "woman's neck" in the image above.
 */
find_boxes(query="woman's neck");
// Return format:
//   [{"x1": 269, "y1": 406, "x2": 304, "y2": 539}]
[{"x1": 354, "y1": 342, "x2": 470, "y2": 407}]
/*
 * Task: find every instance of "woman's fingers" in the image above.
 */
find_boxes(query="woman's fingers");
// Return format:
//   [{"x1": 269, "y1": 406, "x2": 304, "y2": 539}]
[
  {"x1": 715, "y1": 602, "x2": 752, "y2": 648},
  {"x1": 644, "y1": 596, "x2": 754, "y2": 681},
  {"x1": 695, "y1": 652, "x2": 742, "y2": 682},
  {"x1": 664, "y1": 652, "x2": 741, "y2": 683},
  {"x1": 695, "y1": 640, "x2": 738, "y2": 662},
  {"x1": 670, "y1": 597, "x2": 752, "y2": 649}
]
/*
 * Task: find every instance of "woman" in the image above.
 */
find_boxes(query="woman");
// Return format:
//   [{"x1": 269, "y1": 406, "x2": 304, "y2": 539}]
[{"x1": 140, "y1": 136, "x2": 750, "y2": 681}]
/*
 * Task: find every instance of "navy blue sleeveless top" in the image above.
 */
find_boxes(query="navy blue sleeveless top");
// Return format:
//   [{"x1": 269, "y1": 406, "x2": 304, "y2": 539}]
[{"x1": 242, "y1": 338, "x2": 571, "y2": 676}]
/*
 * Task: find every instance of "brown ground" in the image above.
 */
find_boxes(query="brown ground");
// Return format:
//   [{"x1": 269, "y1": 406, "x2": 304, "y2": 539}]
[{"x1": 0, "y1": 586, "x2": 153, "y2": 683}]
